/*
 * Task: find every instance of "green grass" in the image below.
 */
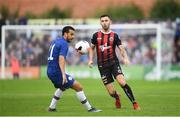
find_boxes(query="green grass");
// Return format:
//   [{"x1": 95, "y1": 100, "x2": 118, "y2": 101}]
[{"x1": 0, "y1": 78, "x2": 180, "y2": 116}]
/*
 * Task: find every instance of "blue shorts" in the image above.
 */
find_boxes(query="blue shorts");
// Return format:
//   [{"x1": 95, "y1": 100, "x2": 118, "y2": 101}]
[{"x1": 47, "y1": 68, "x2": 75, "y2": 89}]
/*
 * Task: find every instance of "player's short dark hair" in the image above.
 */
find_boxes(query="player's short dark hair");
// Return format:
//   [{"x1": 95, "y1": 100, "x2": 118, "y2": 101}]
[
  {"x1": 62, "y1": 26, "x2": 75, "y2": 36},
  {"x1": 100, "y1": 14, "x2": 111, "y2": 19}
]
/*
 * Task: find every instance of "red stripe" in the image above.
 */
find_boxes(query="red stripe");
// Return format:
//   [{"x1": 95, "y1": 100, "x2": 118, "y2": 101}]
[
  {"x1": 103, "y1": 34, "x2": 108, "y2": 61},
  {"x1": 97, "y1": 31, "x2": 102, "y2": 62},
  {"x1": 109, "y1": 32, "x2": 114, "y2": 59}
]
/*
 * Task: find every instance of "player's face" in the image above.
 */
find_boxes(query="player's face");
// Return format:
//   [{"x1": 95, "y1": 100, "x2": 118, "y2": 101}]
[
  {"x1": 66, "y1": 29, "x2": 75, "y2": 42},
  {"x1": 100, "y1": 16, "x2": 111, "y2": 31}
]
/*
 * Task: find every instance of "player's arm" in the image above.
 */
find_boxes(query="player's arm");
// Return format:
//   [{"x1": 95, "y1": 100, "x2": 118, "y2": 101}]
[
  {"x1": 118, "y1": 45, "x2": 130, "y2": 65},
  {"x1": 88, "y1": 33, "x2": 97, "y2": 68},
  {"x1": 88, "y1": 44, "x2": 95, "y2": 68},
  {"x1": 59, "y1": 55, "x2": 67, "y2": 85},
  {"x1": 59, "y1": 43, "x2": 68, "y2": 85}
]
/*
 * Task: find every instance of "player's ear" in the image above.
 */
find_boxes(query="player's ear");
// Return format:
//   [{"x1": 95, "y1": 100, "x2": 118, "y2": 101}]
[
  {"x1": 110, "y1": 19, "x2": 112, "y2": 24},
  {"x1": 63, "y1": 32, "x2": 68, "y2": 38}
]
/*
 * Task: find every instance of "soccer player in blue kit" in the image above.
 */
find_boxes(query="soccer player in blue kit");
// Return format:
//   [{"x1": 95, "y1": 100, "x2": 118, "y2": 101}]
[{"x1": 47, "y1": 26, "x2": 101, "y2": 112}]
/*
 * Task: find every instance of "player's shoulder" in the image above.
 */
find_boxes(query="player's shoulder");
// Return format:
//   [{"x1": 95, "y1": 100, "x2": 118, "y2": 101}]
[
  {"x1": 51, "y1": 38, "x2": 67, "y2": 48},
  {"x1": 57, "y1": 37, "x2": 67, "y2": 44},
  {"x1": 93, "y1": 32, "x2": 99, "y2": 36},
  {"x1": 91, "y1": 32, "x2": 99, "y2": 39},
  {"x1": 111, "y1": 32, "x2": 119, "y2": 39},
  {"x1": 110, "y1": 31, "x2": 118, "y2": 36}
]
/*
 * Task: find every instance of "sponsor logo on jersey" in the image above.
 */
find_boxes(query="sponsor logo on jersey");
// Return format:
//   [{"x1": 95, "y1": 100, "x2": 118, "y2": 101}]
[{"x1": 99, "y1": 43, "x2": 111, "y2": 52}]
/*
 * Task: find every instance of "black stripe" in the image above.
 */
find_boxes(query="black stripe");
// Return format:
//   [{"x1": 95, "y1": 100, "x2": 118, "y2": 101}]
[
  {"x1": 100, "y1": 33, "x2": 104, "y2": 65},
  {"x1": 122, "y1": 84, "x2": 135, "y2": 103},
  {"x1": 107, "y1": 33, "x2": 111, "y2": 64},
  {"x1": 96, "y1": 31, "x2": 102, "y2": 64},
  {"x1": 81, "y1": 99, "x2": 87, "y2": 104},
  {"x1": 53, "y1": 96, "x2": 60, "y2": 100}
]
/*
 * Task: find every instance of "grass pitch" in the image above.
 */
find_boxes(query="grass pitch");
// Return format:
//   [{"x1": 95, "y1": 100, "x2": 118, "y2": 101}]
[{"x1": 0, "y1": 78, "x2": 180, "y2": 116}]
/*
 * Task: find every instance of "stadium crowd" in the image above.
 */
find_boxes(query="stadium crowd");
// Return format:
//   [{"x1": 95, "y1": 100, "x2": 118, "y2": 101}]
[{"x1": 0, "y1": 15, "x2": 179, "y2": 67}]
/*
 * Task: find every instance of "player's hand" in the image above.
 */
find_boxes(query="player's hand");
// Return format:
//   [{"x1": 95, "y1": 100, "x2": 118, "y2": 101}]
[
  {"x1": 62, "y1": 74, "x2": 68, "y2": 85},
  {"x1": 88, "y1": 60, "x2": 93, "y2": 68}
]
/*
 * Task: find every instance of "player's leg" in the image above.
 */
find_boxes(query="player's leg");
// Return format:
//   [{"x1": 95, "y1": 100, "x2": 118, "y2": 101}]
[
  {"x1": 71, "y1": 80, "x2": 102, "y2": 112},
  {"x1": 116, "y1": 75, "x2": 140, "y2": 110},
  {"x1": 47, "y1": 69, "x2": 65, "y2": 112},
  {"x1": 48, "y1": 88, "x2": 63, "y2": 111},
  {"x1": 116, "y1": 75, "x2": 135, "y2": 102},
  {"x1": 105, "y1": 83, "x2": 121, "y2": 108},
  {"x1": 98, "y1": 66, "x2": 121, "y2": 108},
  {"x1": 112, "y1": 63, "x2": 140, "y2": 110}
]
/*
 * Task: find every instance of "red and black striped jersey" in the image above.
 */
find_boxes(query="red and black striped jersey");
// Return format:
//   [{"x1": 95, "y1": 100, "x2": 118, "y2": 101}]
[{"x1": 91, "y1": 30, "x2": 122, "y2": 66}]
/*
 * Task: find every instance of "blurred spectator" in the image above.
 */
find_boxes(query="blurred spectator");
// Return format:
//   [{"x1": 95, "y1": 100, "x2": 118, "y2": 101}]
[
  {"x1": 172, "y1": 18, "x2": 180, "y2": 64},
  {"x1": 176, "y1": 39, "x2": 180, "y2": 63},
  {"x1": 18, "y1": 16, "x2": 28, "y2": 25},
  {"x1": 173, "y1": 37, "x2": 180, "y2": 64},
  {"x1": 2, "y1": 21, "x2": 176, "y2": 67},
  {"x1": 51, "y1": 30, "x2": 58, "y2": 40},
  {"x1": 10, "y1": 52, "x2": 20, "y2": 79},
  {"x1": 66, "y1": 45, "x2": 79, "y2": 65}
]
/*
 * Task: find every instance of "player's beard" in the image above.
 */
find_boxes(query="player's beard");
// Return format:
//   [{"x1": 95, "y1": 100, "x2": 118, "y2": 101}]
[
  {"x1": 103, "y1": 24, "x2": 110, "y2": 31},
  {"x1": 67, "y1": 38, "x2": 72, "y2": 43},
  {"x1": 67, "y1": 40, "x2": 71, "y2": 43},
  {"x1": 67, "y1": 37, "x2": 74, "y2": 43}
]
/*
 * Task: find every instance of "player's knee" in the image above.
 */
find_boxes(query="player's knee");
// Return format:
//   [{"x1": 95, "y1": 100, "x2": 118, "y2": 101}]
[
  {"x1": 74, "y1": 83, "x2": 83, "y2": 91},
  {"x1": 116, "y1": 75, "x2": 126, "y2": 86},
  {"x1": 77, "y1": 85, "x2": 83, "y2": 91}
]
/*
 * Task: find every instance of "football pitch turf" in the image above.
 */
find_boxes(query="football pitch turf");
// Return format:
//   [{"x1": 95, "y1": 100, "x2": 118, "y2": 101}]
[{"x1": 0, "y1": 78, "x2": 180, "y2": 116}]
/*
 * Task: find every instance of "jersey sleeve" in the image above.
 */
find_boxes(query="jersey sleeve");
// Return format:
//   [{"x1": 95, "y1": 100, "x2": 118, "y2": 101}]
[
  {"x1": 114, "y1": 33, "x2": 122, "y2": 46},
  {"x1": 91, "y1": 32, "x2": 98, "y2": 45},
  {"x1": 59, "y1": 42, "x2": 68, "y2": 57}
]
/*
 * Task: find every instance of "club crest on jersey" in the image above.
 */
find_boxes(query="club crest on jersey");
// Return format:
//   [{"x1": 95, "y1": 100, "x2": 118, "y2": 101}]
[
  {"x1": 68, "y1": 76, "x2": 72, "y2": 80},
  {"x1": 109, "y1": 37, "x2": 114, "y2": 41}
]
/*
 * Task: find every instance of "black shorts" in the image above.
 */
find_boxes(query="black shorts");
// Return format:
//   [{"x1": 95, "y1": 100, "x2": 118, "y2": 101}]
[{"x1": 98, "y1": 63, "x2": 124, "y2": 85}]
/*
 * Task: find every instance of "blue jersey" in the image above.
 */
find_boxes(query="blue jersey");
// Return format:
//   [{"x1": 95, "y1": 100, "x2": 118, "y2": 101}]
[
  {"x1": 47, "y1": 37, "x2": 75, "y2": 89},
  {"x1": 47, "y1": 37, "x2": 68, "y2": 69}
]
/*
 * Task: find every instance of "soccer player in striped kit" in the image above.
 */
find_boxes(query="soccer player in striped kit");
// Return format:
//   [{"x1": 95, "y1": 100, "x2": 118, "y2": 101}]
[{"x1": 88, "y1": 15, "x2": 140, "y2": 110}]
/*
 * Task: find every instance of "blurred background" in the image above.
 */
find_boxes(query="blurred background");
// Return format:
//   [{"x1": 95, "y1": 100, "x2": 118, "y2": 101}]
[{"x1": 0, "y1": 0, "x2": 180, "y2": 80}]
